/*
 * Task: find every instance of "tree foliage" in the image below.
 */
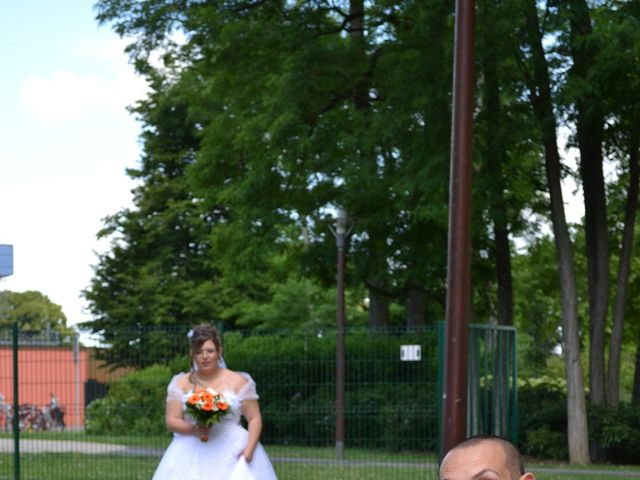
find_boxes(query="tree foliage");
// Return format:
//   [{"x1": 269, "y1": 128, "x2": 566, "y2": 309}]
[
  {"x1": 85, "y1": 0, "x2": 640, "y2": 462},
  {"x1": 0, "y1": 290, "x2": 73, "y2": 337}
]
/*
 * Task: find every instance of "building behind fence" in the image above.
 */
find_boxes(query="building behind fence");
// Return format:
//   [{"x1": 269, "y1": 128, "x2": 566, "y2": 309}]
[{"x1": 0, "y1": 323, "x2": 516, "y2": 480}]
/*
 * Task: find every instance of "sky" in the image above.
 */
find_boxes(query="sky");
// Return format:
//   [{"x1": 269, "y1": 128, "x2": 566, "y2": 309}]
[
  {"x1": 0, "y1": 1, "x2": 586, "y2": 331},
  {"x1": 0, "y1": 0, "x2": 146, "y2": 327}
]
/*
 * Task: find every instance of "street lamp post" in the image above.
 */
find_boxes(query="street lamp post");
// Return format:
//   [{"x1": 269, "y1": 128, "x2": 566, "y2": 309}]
[{"x1": 333, "y1": 208, "x2": 348, "y2": 459}]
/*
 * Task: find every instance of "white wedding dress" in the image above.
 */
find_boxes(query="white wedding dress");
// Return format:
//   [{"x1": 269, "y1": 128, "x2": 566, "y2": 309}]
[{"x1": 152, "y1": 372, "x2": 278, "y2": 480}]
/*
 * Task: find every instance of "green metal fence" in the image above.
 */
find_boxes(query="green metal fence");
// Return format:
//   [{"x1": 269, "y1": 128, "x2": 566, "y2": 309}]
[
  {"x1": 0, "y1": 323, "x2": 516, "y2": 479},
  {"x1": 466, "y1": 324, "x2": 518, "y2": 441}
]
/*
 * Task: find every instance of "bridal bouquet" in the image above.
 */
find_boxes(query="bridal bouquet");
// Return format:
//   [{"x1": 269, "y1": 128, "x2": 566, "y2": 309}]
[{"x1": 185, "y1": 387, "x2": 229, "y2": 442}]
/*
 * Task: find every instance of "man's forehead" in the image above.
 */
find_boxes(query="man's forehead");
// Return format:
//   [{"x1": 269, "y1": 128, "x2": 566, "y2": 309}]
[{"x1": 440, "y1": 441, "x2": 509, "y2": 479}]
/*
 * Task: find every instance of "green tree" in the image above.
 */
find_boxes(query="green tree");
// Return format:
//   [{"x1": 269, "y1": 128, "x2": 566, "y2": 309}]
[
  {"x1": 595, "y1": 2, "x2": 640, "y2": 409},
  {"x1": 513, "y1": 236, "x2": 577, "y2": 372},
  {"x1": 563, "y1": 0, "x2": 610, "y2": 410},
  {"x1": 94, "y1": 0, "x2": 459, "y2": 331},
  {"x1": 80, "y1": 76, "x2": 222, "y2": 363},
  {"x1": 519, "y1": 0, "x2": 590, "y2": 463},
  {"x1": 558, "y1": 0, "x2": 640, "y2": 414},
  {"x1": 0, "y1": 290, "x2": 73, "y2": 337},
  {"x1": 88, "y1": 0, "x2": 640, "y2": 462},
  {"x1": 474, "y1": 0, "x2": 544, "y2": 326}
]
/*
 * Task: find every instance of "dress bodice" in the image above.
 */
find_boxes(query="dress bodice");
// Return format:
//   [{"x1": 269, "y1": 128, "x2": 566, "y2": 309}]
[{"x1": 166, "y1": 372, "x2": 259, "y2": 427}]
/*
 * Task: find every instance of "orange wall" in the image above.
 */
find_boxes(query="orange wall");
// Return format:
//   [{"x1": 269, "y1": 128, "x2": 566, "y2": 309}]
[{"x1": 0, "y1": 347, "x2": 88, "y2": 428}]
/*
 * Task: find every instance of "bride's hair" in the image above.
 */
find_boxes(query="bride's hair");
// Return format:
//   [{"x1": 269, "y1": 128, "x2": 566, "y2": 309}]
[{"x1": 189, "y1": 323, "x2": 223, "y2": 353}]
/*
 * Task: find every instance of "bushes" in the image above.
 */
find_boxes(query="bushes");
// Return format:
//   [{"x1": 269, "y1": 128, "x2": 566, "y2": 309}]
[
  {"x1": 85, "y1": 328, "x2": 438, "y2": 451},
  {"x1": 519, "y1": 377, "x2": 640, "y2": 464},
  {"x1": 518, "y1": 377, "x2": 568, "y2": 460},
  {"x1": 589, "y1": 404, "x2": 640, "y2": 464},
  {"x1": 85, "y1": 364, "x2": 171, "y2": 435},
  {"x1": 220, "y1": 329, "x2": 438, "y2": 448},
  {"x1": 524, "y1": 425, "x2": 568, "y2": 460}
]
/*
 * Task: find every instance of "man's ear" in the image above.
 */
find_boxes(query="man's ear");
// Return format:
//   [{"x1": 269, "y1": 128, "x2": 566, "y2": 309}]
[{"x1": 519, "y1": 473, "x2": 535, "y2": 480}]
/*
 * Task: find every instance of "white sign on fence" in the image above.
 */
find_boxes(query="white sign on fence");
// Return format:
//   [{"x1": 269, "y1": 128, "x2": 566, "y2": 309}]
[{"x1": 400, "y1": 344, "x2": 421, "y2": 361}]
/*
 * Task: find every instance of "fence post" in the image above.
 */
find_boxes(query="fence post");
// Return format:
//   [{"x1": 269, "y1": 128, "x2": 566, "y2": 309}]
[
  {"x1": 12, "y1": 323, "x2": 20, "y2": 480},
  {"x1": 74, "y1": 334, "x2": 80, "y2": 430},
  {"x1": 510, "y1": 329, "x2": 519, "y2": 445},
  {"x1": 436, "y1": 321, "x2": 445, "y2": 456}
]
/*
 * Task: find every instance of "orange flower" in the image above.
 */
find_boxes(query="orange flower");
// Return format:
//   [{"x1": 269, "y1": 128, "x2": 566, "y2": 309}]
[
  {"x1": 202, "y1": 391, "x2": 214, "y2": 402},
  {"x1": 184, "y1": 387, "x2": 229, "y2": 441}
]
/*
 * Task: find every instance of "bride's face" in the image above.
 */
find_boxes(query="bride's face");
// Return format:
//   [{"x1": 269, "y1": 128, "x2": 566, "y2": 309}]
[{"x1": 193, "y1": 339, "x2": 221, "y2": 373}]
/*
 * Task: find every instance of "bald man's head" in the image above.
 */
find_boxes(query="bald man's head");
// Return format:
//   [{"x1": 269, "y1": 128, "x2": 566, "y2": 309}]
[{"x1": 439, "y1": 436, "x2": 535, "y2": 480}]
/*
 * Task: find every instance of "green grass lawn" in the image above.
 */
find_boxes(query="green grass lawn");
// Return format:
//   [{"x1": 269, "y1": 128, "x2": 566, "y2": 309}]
[
  {"x1": 1, "y1": 454, "x2": 440, "y2": 480},
  {"x1": 528, "y1": 460, "x2": 640, "y2": 480},
  {"x1": 0, "y1": 454, "x2": 159, "y2": 480},
  {"x1": 0, "y1": 433, "x2": 638, "y2": 479}
]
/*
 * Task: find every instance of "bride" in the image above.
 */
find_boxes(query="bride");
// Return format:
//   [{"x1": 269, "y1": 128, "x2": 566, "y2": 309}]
[{"x1": 152, "y1": 324, "x2": 278, "y2": 480}]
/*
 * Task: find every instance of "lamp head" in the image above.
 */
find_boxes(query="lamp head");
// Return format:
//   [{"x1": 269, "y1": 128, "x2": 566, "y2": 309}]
[{"x1": 336, "y1": 208, "x2": 348, "y2": 235}]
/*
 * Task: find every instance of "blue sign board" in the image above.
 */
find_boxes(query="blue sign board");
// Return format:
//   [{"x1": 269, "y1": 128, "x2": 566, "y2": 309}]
[{"x1": 0, "y1": 244, "x2": 13, "y2": 277}]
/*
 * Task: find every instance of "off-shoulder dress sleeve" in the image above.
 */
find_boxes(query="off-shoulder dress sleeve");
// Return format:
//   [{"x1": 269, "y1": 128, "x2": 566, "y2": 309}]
[
  {"x1": 237, "y1": 372, "x2": 259, "y2": 401},
  {"x1": 166, "y1": 373, "x2": 186, "y2": 403}
]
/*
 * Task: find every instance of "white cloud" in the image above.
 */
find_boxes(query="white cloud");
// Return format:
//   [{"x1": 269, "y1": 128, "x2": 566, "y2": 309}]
[
  {"x1": 20, "y1": 69, "x2": 147, "y2": 123},
  {"x1": 19, "y1": 35, "x2": 148, "y2": 124}
]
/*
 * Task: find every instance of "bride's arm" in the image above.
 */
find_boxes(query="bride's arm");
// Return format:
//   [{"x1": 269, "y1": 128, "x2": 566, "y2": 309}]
[
  {"x1": 164, "y1": 373, "x2": 202, "y2": 436},
  {"x1": 241, "y1": 399, "x2": 263, "y2": 461},
  {"x1": 165, "y1": 399, "x2": 201, "y2": 436}
]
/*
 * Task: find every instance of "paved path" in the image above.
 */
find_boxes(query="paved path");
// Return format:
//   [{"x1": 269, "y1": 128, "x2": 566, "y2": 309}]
[{"x1": 0, "y1": 439, "x2": 129, "y2": 454}]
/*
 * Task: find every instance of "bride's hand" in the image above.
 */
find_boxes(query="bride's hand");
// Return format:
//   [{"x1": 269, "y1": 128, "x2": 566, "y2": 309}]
[
  {"x1": 240, "y1": 450, "x2": 253, "y2": 462},
  {"x1": 194, "y1": 425, "x2": 209, "y2": 437}
]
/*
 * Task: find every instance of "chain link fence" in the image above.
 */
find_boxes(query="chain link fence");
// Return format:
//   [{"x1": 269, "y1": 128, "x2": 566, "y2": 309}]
[{"x1": 0, "y1": 323, "x2": 516, "y2": 479}]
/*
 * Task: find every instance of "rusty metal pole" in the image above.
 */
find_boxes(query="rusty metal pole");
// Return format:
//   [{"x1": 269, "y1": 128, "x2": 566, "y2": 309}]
[
  {"x1": 441, "y1": 0, "x2": 475, "y2": 460},
  {"x1": 12, "y1": 323, "x2": 20, "y2": 480}
]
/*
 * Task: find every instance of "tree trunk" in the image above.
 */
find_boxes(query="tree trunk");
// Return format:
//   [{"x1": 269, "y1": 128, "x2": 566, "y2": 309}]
[
  {"x1": 406, "y1": 284, "x2": 425, "y2": 329},
  {"x1": 568, "y1": 0, "x2": 608, "y2": 408},
  {"x1": 349, "y1": 0, "x2": 367, "y2": 108},
  {"x1": 494, "y1": 222, "x2": 513, "y2": 326},
  {"x1": 523, "y1": 0, "x2": 590, "y2": 464},
  {"x1": 480, "y1": 19, "x2": 514, "y2": 327},
  {"x1": 632, "y1": 332, "x2": 640, "y2": 405},
  {"x1": 368, "y1": 284, "x2": 389, "y2": 331},
  {"x1": 607, "y1": 133, "x2": 639, "y2": 408}
]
